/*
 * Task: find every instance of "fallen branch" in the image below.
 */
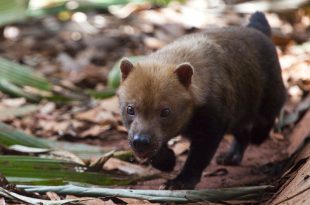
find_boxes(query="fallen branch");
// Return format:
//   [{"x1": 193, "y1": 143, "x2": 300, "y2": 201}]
[
  {"x1": 0, "y1": 187, "x2": 82, "y2": 205},
  {"x1": 270, "y1": 143, "x2": 310, "y2": 204},
  {"x1": 18, "y1": 184, "x2": 272, "y2": 203},
  {"x1": 273, "y1": 185, "x2": 310, "y2": 205},
  {"x1": 269, "y1": 108, "x2": 310, "y2": 204}
]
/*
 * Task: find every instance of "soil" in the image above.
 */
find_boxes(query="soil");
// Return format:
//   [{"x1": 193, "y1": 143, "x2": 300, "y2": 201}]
[{"x1": 103, "y1": 136, "x2": 289, "y2": 190}]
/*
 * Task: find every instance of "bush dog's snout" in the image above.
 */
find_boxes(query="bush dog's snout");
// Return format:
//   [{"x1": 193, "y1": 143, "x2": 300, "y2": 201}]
[{"x1": 131, "y1": 134, "x2": 152, "y2": 157}]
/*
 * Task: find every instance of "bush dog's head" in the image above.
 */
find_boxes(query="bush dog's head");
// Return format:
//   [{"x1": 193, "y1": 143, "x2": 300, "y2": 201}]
[{"x1": 117, "y1": 58, "x2": 195, "y2": 159}]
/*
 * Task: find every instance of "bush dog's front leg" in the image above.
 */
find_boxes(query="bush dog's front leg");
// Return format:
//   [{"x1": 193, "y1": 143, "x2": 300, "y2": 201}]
[{"x1": 165, "y1": 133, "x2": 224, "y2": 189}]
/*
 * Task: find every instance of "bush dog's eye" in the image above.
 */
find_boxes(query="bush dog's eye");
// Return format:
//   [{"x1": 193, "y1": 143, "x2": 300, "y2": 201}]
[
  {"x1": 127, "y1": 106, "x2": 135, "y2": 115},
  {"x1": 160, "y1": 108, "x2": 170, "y2": 118}
]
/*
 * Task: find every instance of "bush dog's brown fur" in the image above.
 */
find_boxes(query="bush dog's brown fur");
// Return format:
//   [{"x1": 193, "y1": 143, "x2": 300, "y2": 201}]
[{"x1": 117, "y1": 12, "x2": 286, "y2": 189}]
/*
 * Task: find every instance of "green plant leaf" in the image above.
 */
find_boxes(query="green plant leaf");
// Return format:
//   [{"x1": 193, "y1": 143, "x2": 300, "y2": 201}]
[
  {"x1": 0, "y1": 156, "x2": 137, "y2": 186},
  {"x1": 0, "y1": 58, "x2": 88, "y2": 103},
  {"x1": 0, "y1": 57, "x2": 51, "y2": 91},
  {"x1": 0, "y1": 122, "x2": 50, "y2": 148},
  {"x1": 0, "y1": 79, "x2": 41, "y2": 102},
  {"x1": 0, "y1": 122, "x2": 131, "y2": 160},
  {"x1": 0, "y1": 0, "x2": 29, "y2": 26},
  {"x1": 27, "y1": 0, "x2": 146, "y2": 17},
  {"x1": 86, "y1": 88, "x2": 116, "y2": 99}
]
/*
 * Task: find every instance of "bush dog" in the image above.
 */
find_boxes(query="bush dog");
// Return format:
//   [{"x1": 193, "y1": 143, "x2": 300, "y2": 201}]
[{"x1": 117, "y1": 12, "x2": 286, "y2": 189}]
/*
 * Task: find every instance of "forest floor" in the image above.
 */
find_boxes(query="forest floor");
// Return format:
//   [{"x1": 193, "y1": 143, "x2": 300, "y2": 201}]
[{"x1": 0, "y1": 1, "x2": 309, "y2": 204}]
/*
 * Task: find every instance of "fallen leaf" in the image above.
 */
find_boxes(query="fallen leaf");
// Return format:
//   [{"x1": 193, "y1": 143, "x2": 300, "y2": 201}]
[
  {"x1": 104, "y1": 158, "x2": 150, "y2": 175},
  {"x1": 46, "y1": 192, "x2": 61, "y2": 201},
  {"x1": 2, "y1": 98, "x2": 26, "y2": 107},
  {"x1": 171, "y1": 139, "x2": 189, "y2": 156},
  {"x1": 143, "y1": 36, "x2": 165, "y2": 49},
  {"x1": 271, "y1": 132, "x2": 285, "y2": 141},
  {"x1": 9, "y1": 145, "x2": 50, "y2": 154},
  {"x1": 0, "y1": 187, "x2": 80, "y2": 205},
  {"x1": 116, "y1": 125, "x2": 127, "y2": 133},
  {"x1": 75, "y1": 108, "x2": 117, "y2": 125},
  {"x1": 0, "y1": 197, "x2": 6, "y2": 205},
  {"x1": 288, "y1": 109, "x2": 310, "y2": 156},
  {"x1": 282, "y1": 94, "x2": 310, "y2": 127},
  {"x1": 40, "y1": 102, "x2": 56, "y2": 115},
  {"x1": 121, "y1": 198, "x2": 156, "y2": 204},
  {"x1": 270, "y1": 143, "x2": 310, "y2": 205},
  {"x1": 100, "y1": 96, "x2": 120, "y2": 114},
  {"x1": 0, "y1": 105, "x2": 38, "y2": 121},
  {"x1": 48, "y1": 150, "x2": 85, "y2": 165},
  {"x1": 204, "y1": 168, "x2": 228, "y2": 177},
  {"x1": 85, "y1": 198, "x2": 116, "y2": 205},
  {"x1": 80, "y1": 125, "x2": 111, "y2": 138},
  {"x1": 0, "y1": 173, "x2": 9, "y2": 187},
  {"x1": 65, "y1": 196, "x2": 114, "y2": 205},
  {"x1": 89, "y1": 150, "x2": 115, "y2": 171}
]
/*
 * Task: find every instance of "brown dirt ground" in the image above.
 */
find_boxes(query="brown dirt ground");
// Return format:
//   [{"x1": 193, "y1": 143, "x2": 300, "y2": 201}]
[{"x1": 95, "y1": 134, "x2": 289, "y2": 190}]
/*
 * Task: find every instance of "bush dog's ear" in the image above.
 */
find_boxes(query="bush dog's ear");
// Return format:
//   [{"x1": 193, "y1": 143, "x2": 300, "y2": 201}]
[
  {"x1": 174, "y1": 62, "x2": 194, "y2": 88},
  {"x1": 120, "y1": 58, "x2": 134, "y2": 81}
]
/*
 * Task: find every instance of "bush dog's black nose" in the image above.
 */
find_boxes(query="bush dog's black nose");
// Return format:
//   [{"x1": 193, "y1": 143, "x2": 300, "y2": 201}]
[{"x1": 132, "y1": 134, "x2": 151, "y2": 153}]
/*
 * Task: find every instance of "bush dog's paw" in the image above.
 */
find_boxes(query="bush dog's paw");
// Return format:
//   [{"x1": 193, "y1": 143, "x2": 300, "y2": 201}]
[
  {"x1": 150, "y1": 146, "x2": 176, "y2": 172},
  {"x1": 216, "y1": 152, "x2": 242, "y2": 166},
  {"x1": 163, "y1": 179, "x2": 196, "y2": 190}
]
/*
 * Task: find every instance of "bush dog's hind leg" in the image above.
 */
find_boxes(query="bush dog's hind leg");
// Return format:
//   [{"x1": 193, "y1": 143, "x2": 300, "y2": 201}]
[{"x1": 216, "y1": 124, "x2": 252, "y2": 165}]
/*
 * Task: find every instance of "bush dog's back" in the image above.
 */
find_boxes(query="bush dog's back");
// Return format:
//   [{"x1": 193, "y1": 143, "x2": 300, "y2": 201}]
[{"x1": 117, "y1": 12, "x2": 286, "y2": 189}]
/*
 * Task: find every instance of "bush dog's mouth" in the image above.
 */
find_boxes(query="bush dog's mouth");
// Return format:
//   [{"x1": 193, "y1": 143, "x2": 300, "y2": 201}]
[
  {"x1": 133, "y1": 147, "x2": 160, "y2": 159},
  {"x1": 135, "y1": 151, "x2": 151, "y2": 159}
]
